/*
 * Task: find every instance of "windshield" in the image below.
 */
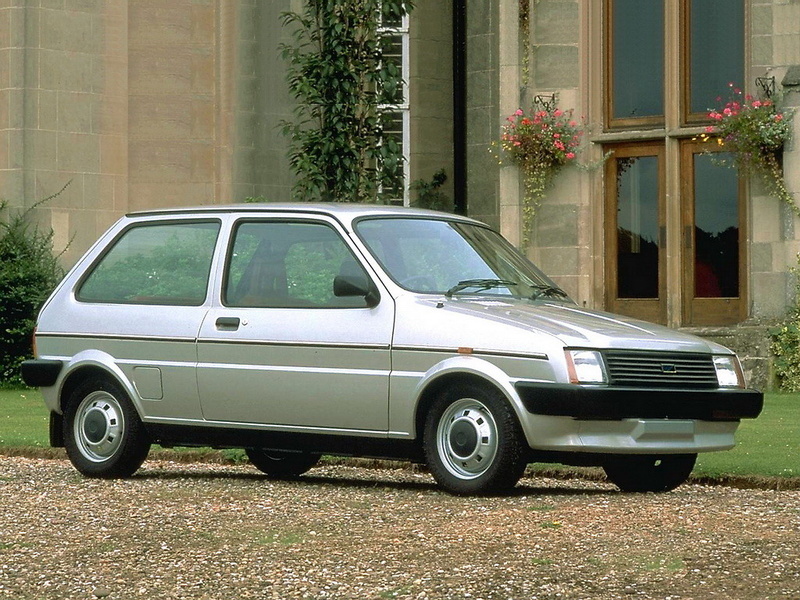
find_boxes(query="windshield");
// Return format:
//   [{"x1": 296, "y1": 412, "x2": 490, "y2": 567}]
[{"x1": 354, "y1": 217, "x2": 571, "y2": 301}]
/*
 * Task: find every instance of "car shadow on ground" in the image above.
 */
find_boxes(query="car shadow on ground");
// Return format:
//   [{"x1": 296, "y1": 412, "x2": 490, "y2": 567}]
[{"x1": 131, "y1": 465, "x2": 617, "y2": 496}]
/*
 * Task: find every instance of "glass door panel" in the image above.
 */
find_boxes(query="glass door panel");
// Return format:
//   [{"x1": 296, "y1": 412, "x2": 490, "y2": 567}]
[
  {"x1": 693, "y1": 153, "x2": 739, "y2": 298},
  {"x1": 605, "y1": 143, "x2": 666, "y2": 323},
  {"x1": 682, "y1": 141, "x2": 745, "y2": 324}
]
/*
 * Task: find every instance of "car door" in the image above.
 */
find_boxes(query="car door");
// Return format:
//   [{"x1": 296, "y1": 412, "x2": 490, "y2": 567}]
[{"x1": 196, "y1": 217, "x2": 394, "y2": 432}]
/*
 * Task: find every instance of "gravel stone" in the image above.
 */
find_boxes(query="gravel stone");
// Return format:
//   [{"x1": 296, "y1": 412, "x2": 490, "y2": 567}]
[{"x1": 1, "y1": 455, "x2": 799, "y2": 599}]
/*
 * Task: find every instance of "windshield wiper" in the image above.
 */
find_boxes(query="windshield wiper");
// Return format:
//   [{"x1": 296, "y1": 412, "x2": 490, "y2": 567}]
[
  {"x1": 445, "y1": 278, "x2": 518, "y2": 297},
  {"x1": 529, "y1": 284, "x2": 570, "y2": 300}
]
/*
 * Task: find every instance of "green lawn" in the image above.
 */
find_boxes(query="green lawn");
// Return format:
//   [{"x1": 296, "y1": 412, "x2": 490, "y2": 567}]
[
  {"x1": 695, "y1": 392, "x2": 799, "y2": 479},
  {"x1": 0, "y1": 388, "x2": 50, "y2": 447},
  {"x1": 1, "y1": 388, "x2": 798, "y2": 481}
]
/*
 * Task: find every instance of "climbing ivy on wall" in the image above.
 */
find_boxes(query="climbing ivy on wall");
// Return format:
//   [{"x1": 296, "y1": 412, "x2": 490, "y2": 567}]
[{"x1": 281, "y1": 0, "x2": 414, "y2": 203}]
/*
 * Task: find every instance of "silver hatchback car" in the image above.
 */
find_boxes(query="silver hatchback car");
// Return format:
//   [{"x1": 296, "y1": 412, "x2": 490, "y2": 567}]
[{"x1": 22, "y1": 204, "x2": 763, "y2": 495}]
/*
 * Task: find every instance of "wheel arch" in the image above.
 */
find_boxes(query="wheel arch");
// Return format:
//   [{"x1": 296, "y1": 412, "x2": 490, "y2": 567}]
[
  {"x1": 58, "y1": 357, "x2": 140, "y2": 417},
  {"x1": 412, "y1": 362, "x2": 528, "y2": 450}
]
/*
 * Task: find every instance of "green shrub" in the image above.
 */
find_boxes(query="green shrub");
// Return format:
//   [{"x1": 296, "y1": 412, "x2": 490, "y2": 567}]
[
  {"x1": 771, "y1": 321, "x2": 800, "y2": 392},
  {"x1": 410, "y1": 169, "x2": 452, "y2": 212},
  {"x1": 0, "y1": 192, "x2": 65, "y2": 387},
  {"x1": 280, "y1": 0, "x2": 413, "y2": 203},
  {"x1": 770, "y1": 263, "x2": 800, "y2": 392}
]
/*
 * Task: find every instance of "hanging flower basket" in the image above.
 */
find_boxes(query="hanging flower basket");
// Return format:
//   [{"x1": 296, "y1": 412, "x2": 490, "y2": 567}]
[
  {"x1": 700, "y1": 83, "x2": 795, "y2": 213},
  {"x1": 494, "y1": 105, "x2": 582, "y2": 243}
]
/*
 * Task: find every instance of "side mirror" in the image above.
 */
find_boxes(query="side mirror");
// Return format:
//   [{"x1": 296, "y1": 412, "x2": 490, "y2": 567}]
[{"x1": 333, "y1": 274, "x2": 379, "y2": 307}]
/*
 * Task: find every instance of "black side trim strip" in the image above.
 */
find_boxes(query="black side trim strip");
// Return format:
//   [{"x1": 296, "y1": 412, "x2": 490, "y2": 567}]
[
  {"x1": 145, "y1": 424, "x2": 422, "y2": 462},
  {"x1": 515, "y1": 382, "x2": 764, "y2": 421},
  {"x1": 20, "y1": 359, "x2": 63, "y2": 388}
]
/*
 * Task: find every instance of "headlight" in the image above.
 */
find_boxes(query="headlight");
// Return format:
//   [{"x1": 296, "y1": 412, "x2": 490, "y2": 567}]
[
  {"x1": 714, "y1": 355, "x2": 745, "y2": 388},
  {"x1": 565, "y1": 350, "x2": 607, "y2": 384}
]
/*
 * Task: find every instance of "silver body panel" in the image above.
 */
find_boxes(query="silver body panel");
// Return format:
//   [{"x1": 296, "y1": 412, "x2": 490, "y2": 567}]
[{"x1": 33, "y1": 204, "x2": 754, "y2": 456}]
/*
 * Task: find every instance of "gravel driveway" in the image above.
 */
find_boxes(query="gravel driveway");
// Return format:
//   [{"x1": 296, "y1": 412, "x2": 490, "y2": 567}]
[{"x1": 1, "y1": 454, "x2": 799, "y2": 600}]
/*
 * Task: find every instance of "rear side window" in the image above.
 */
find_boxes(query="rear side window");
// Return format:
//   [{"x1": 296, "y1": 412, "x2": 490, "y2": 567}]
[
  {"x1": 224, "y1": 221, "x2": 371, "y2": 308},
  {"x1": 78, "y1": 221, "x2": 220, "y2": 305}
]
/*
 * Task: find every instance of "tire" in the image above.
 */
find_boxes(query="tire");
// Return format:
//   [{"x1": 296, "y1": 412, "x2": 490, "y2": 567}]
[
  {"x1": 603, "y1": 454, "x2": 697, "y2": 493},
  {"x1": 246, "y1": 448, "x2": 321, "y2": 478},
  {"x1": 63, "y1": 377, "x2": 151, "y2": 478},
  {"x1": 423, "y1": 383, "x2": 528, "y2": 496}
]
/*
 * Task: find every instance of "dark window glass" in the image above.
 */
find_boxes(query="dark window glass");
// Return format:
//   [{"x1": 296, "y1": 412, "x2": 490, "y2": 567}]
[
  {"x1": 689, "y1": 0, "x2": 744, "y2": 115},
  {"x1": 615, "y1": 156, "x2": 660, "y2": 299},
  {"x1": 379, "y1": 110, "x2": 405, "y2": 202},
  {"x1": 693, "y1": 153, "x2": 739, "y2": 298},
  {"x1": 78, "y1": 222, "x2": 220, "y2": 305},
  {"x1": 379, "y1": 34, "x2": 404, "y2": 105},
  {"x1": 225, "y1": 221, "x2": 371, "y2": 308},
  {"x1": 611, "y1": 0, "x2": 664, "y2": 121}
]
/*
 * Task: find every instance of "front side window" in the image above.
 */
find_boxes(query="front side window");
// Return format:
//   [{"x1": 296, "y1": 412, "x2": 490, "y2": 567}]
[
  {"x1": 224, "y1": 221, "x2": 372, "y2": 309},
  {"x1": 356, "y1": 218, "x2": 565, "y2": 299},
  {"x1": 78, "y1": 221, "x2": 220, "y2": 305}
]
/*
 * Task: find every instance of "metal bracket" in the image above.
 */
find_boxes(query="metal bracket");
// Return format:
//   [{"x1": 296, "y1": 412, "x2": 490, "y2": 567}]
[{"x1": 755, "y1": 76, "x2": 776, "y2": 99}]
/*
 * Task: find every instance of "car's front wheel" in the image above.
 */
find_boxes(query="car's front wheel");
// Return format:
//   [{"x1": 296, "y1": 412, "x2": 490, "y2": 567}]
[
  {"x1": 603, "y1": 454, "x2": 697, "y2": 492},
  {"x1": 63, "y1": 377, "x2": 151, "y2": 478},
  {"x1": 424, "y1": 383, "x2": 528, "y2": 495},
  {"x1": 246, "y1": 448, "x2": 321, "y2": 478}
]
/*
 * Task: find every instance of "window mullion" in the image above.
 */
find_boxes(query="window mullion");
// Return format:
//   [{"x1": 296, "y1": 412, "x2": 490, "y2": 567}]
[{"x1": 664, "y1": 0, "x2": 682, "y2": 327}]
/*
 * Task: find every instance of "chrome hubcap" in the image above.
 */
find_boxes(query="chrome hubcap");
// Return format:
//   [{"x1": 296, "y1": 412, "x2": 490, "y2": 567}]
[
  {"x1": 74, "y1": 391, "x2": 124, "y2": 462},
  {"x1": 437, "y1": 398, "x2": 498, "y2": 480}
]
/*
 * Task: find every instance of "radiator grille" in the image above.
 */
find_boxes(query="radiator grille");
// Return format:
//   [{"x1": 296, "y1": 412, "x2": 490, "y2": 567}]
[{"x1": 603, "y1": 351, "x2": 718, "y2": 388}]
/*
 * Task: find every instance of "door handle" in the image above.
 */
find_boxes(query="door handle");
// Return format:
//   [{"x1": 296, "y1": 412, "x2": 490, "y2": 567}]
[{"x1": 215, "y1": 316, "x2": 240, "y2": 330}]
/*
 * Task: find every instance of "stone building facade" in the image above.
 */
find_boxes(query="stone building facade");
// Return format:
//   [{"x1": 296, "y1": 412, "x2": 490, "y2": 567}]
[{"x1": 2, "y1": 0, "x2": 799, "y2": 388}]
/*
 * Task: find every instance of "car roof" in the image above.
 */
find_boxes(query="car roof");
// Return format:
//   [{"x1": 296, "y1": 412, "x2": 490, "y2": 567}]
[
  {"x1": 126, "y1": 203, "x2": 487, "y2": 231},
  {"x1": 127, "y1": 203, "x2": 475, "y2": 221}
]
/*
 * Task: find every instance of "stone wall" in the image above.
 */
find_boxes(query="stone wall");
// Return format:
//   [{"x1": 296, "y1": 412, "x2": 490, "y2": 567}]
[
  {"x1": 749, "y1": 0, "x2": 800, "y2": 321},
  {"x1": 525, "y1": 0, "x2": 588, "y2": 303},
  {"x1": 409, "y1": 1, "x2": 454, "y2": 202},
  {"x1": 248, "y1": 0, "x2": 294, "y2": 203},
  {"x1": 127, "y1": 0, "x2": 221, "y2": 213},
  {"x1": 465, "y1": 0, "x2": 501, "y2": 229},
  {"x1": 686, "y1": 324, "x2": 775, "y2": 391},
  {"x1": 0, "y1": 1, "x2": 130, "y2": 265}
]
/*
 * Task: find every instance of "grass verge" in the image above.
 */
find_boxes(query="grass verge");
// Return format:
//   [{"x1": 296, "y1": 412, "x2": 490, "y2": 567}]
[{"x1": 2, "y1": 388, "x2": 798, "y2": 489}]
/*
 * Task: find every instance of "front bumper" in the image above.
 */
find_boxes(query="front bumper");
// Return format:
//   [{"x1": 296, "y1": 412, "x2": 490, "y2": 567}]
[{"x1": 515, "y1": 382, "x2": 763, "y2": 421}]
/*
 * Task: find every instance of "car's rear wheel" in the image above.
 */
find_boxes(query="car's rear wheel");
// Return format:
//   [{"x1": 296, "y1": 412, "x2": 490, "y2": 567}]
[
  {"x1": 423, "y1": 383, "x2": 528, "y2": 495},
  {"x1": 603, "y1": 454, "x2": 697, "y2": 492},
  {"x1": 246, "y1": 448, "x2": 321, "y2": 478},
  {"x1": 64, "y1": 377, "x2": 151, "y2": 478}
]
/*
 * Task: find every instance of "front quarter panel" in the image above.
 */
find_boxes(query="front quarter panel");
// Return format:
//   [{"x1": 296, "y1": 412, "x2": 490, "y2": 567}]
[{"x1": 389, "y1": 352, "x2": 555, "y2": 446}]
